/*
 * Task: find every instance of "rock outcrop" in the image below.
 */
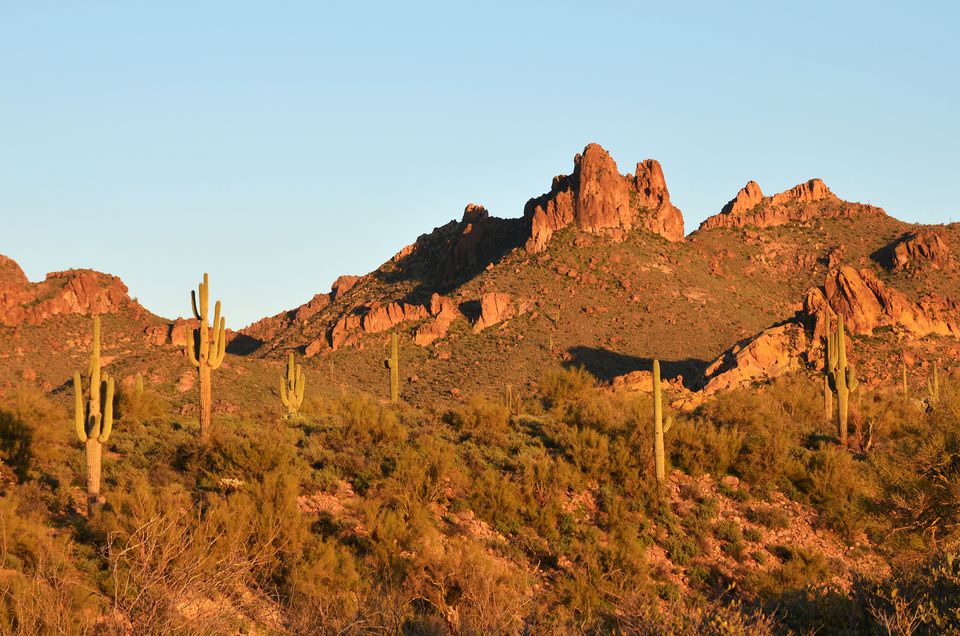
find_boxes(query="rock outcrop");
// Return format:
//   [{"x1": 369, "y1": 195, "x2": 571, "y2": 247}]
[
  {"x1": 699, "y1": 179, "x2": 885, "y2": 230},
  {"x1": 362, "y1": 302, "x2": 428, "y2": 334},
  {"x1": 414, "y1": 293, "x2": 461, "y2": 346},
  {"x1": 888, "y1": 229, "x2": 951, "y2": 272},
  {"x1": 702, "y1": 323, "x2": 808, "y2": 394},
  {"x1": 473, "y1": 292, "x2": 513, "y2": 332},
  {"x1": 523, "y1": 144, "x2": 684, "y2": 253},
  {"x1": 443, "y1": 204, "x2": 489, "y2": 283},
  {"x1": 0, "y1": 261, "x2": 139, "y2": 327},
  {"x1": 816, "y1": 266, "x2": 959, "y2": 337}
]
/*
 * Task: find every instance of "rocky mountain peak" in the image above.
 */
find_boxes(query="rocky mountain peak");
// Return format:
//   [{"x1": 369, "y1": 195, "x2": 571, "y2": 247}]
[
  {"x1": 700, "y1": 178, "x2": 881, "y2": 231},
  {"x1": 522, "y1": 143, "x2": 684, "y2": 253}
]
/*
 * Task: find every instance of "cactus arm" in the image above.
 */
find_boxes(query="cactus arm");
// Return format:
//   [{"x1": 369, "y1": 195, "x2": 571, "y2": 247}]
[
  {"x1": 99, "y1": 375, "x2": 114, "y2": 443},
  {"x1": 186, "y1": 328, "x2": 200, "y2": 367},
  {"x1": 74, "y1": 371, "x2": 87, "y2": 443},
  {"x1": 664, "y1": 415, "x2": 674, "y2": 434},
  {"x1": 210, "y1": 301, "x2": 222, "y2": 351},
  {"x1": 198, "y1": 273, "x2": 209, "y2": 319},
  {"x1": 279, "y1": 375, "x2": 290, "y2": 407},
  {"x1": 847, "y1": 366, "x2": 859, "y2": 394},
  {"x1": 209, "y1": 317, "x2": 226, "y2": 370},
  {"x1": 190, "y1": 289, "x2": 201, "y2": 321}
]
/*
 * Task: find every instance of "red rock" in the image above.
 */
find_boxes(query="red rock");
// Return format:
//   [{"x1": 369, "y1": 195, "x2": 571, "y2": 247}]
[
  {"x1": 703, "y1": 323, "x2": 808, "y2": 394},
  {"x1": 143, "y1": 324, "x2": 168, "y2": 346},
  {"x1": 890, "y1": 229, "x2": 951, "y2": 271},
  {"x1": 0, "y1": 266, "x2": 138, "y2": 327},
  {"x1": 473, "y1": 292, "x2": 513, "y2": 332},
  {"x1": 700, "y1": 179, "x2": 884, "y2": 230},
  {"x1": 523, "y1": 143, "x2": 684, "y2": 253},
  {"x1": 304, "y1": 338, "x2": 325, "y2": 358},
  {"x1": 414, "y1": 293, "x2": 461, "y2": 346},
  {"x1": 331, "y1": 275, "x2": 360, "y2": 299},
  {"x1": 806, "y1": 266, "x2": 960, "y2": 338},
  {"x1": 329, "y1": 312, "x2": 362, "y2": 350},
  {"x1": 362, "y1": 302, "x2": 428, "y2": 334}
]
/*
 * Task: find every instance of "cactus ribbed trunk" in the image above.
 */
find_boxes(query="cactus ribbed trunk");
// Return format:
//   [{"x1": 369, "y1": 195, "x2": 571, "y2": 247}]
[
  {"x1": 823, "y1": 376, "x2": 832, "y2": 422},
  {"x1": 85, "y1": 437, "x2": 102, "y2": 513},
  {"x1": 199, "y1": 364, "x2": 212, "y2": 441},
  {"x1": 653, "y1": 359, "x2": 672, "y2": 483},
  {"x1": 386, "y1": 333, "x2": 399, "y2": 403}
]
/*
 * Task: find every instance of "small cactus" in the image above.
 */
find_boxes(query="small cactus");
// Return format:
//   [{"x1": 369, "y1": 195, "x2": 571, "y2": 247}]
[
  {"x1": 385, "y1": 333, "x2": 399, "y2": 403},
  {"x1": 928, "y1": 360, "x2": 940, "y2": 401},
  {"x1": 653, "y1": 359, "x2": 674, "y2": 483},
  {"x1": 902, "y1": 360, "x2": 908, "y2": 396},
  {"x1": 279, "y1": 352, "x2": 305, "y2": 416},
  {"x1": 186, "y1": 273, "x2": 226, "y2": 441},
  {"x1": 505, "y1": 384, "x2": 521, "y2": 417},
  {"x1": 134, "y1": 373, "x2": 144, "y2": 401},
  {"x1": 73, "y1": 316, "x2": 115, "y2": 516},
  {"x1": 827, "y1": 315, "x2": 859, "y2": 446}
]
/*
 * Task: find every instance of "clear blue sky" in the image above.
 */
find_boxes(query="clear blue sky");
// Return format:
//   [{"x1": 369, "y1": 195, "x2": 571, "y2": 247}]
[{"x1": 2, "y1": 2, "x2": 957, "y2": 327}]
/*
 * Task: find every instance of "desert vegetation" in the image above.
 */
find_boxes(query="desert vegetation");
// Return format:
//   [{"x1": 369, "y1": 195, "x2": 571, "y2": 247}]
[{"x1": 1, "y1": 315, "x2": 959, "y2": 634}]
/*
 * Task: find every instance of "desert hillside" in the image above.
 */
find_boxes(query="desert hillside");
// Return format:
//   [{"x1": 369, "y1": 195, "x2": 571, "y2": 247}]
[{"x1": 2, "y1": 144, "x2": 959, "y2": 634}]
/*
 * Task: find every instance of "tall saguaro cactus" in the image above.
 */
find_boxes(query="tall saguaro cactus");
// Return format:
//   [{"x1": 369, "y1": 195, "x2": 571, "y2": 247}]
[
  {"x1": 928, "y1": 360, "x2": 940, "y2": 401},
  {"x1": 827, "y1": 315, "x2": 859, "y2": 446},
  {"x1": 186, "y1": 273, "x2": 226, "y2": 441},
  {"x1": 73, "y1": 316, "x2": 115, "y2": 516},
  {"x1": 653, "y1": 359, "x2": 674, "y2": 483},
  {"x1": 279, "y1": 352, "x2": 305, "y2": 416},
  {"x1": 823, "y1": 312, "x2": 836, "y2": 422},
  {"x1": 385, "y1": 333, "x2": 399, "y2": 403}
]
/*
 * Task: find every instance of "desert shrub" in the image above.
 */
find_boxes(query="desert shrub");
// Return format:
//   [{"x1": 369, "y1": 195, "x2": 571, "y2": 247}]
[
  {"x1": 806, "y1": 446, "x2": 864, "y2": 538},
  {"x1": 867, "y1": 544, "x2": 960, "y2": 634},
  {"x1": 747, "y1": 504, "x2": 792, "y2": 530},
  {"x1": 0, "y1": 489, "x2": 92, "y2": 636},
  {"x1": 469, "y1": 467, "x2": 523, "y2": 535},
  {"x1": 0, "y1": 411, "x2": 31, "y2": 482},
  {"x1": 670, "y1": 419, "x2": 745, "y2": 478},
  {"x1": 449, "y1": 396, "x2": 511, "y2": 447},
  {"x1": 117, "y1": 384, "x2": 166, "y2": 425},
  {"x1": 538, "y1": 366, "x2": 594, "y2": 409},
  {"x1": 566, "y1": 426, "x2": 610, "y2": 475}
]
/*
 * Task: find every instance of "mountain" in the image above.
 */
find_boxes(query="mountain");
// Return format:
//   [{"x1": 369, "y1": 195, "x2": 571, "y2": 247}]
[{"x1": 1, "y1": 142, "x2": 958, "y2": 410}]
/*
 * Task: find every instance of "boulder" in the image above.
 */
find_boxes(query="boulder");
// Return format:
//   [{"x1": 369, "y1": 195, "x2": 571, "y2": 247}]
[
  {"x1": 889, "y1": 229, "x2": 951, "y2": 271},
  {"x1": 473, "y1": 292, "x2": 513, "y2": 332},
  {"x1": 703, "y1": 323, "x2": 807, "y2": 394}
]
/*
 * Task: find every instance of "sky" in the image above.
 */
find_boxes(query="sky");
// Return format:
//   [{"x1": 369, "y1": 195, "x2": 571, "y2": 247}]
[{"x1": 1, "y1": 2, "x2": 958, "y2": 327}]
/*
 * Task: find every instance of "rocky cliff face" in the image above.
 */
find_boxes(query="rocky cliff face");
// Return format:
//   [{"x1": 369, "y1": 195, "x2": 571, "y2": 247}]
[
  {"x1": 523, "y1": 144, "x2": 684, "y2": 252},
  {"x1": 702, "y1": 263, "x2": 960, "y2": 393},
  {"x1": 886, "y1": 229, "x2": 952, "y2": 272},
  {"x1": 699, "y1": 179, "x2": 885, "y2": 230},
  {"x1": 0, "y1": 261, "x2": 141, "y2": 327}
]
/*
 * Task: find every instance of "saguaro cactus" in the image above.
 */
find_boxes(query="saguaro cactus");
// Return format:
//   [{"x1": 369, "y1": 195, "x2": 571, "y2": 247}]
[
  {"x1": 928, "y1": 360, "x2": 940, "y2": 401},
  {"x1": 827, "y1": 315, "x2": 859, "y2": 446},
  {"x1": 653, "y1": 359, "x2": 674, "y2": 483},
  {"x1": 73, "y1": 316, "x2": 115, "y2": 516},
  {"x1": 901, "y1": 361, "x2": 908, "y2": 396},
  {"x1": 186, "y1": 273, "x2": 226, "y2": 441},
  {"x1": 134, "y1": 373, "x2": 144, "y2": 401},
  {"x1": 505, "y1": 384, "x2": 521, "y2": 417},
  {"x1": 385, "y1": 333, "x2": 399, "y2": 403},
  {"x1": 823, "y1": 312, "x2": 836, "y2": 422},
  {"x1": 279, "y1": 352, "x2": 305, "y2": 416}
]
